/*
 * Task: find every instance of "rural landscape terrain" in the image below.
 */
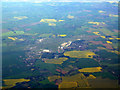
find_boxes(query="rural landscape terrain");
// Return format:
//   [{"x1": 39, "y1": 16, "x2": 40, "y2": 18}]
[{"x1": 1, "y1": 1, "x2": 120, "y2": 89}]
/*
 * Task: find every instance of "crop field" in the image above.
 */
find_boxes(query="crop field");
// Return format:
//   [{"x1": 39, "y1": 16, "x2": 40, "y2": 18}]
[
  {"x1": 78, "y1": 67, "x2": 102, "y2": 73},
  {"x1": 43, "y1": 57, "x2": 68, "y2": 64},
  {"x1": 3, "y1": 79, "x2": 30, "y2": 89},
  {"x1": 1, "y1": 1, "x2": 120, "y2": 89},
  {"x1": 64, "y1": 50, "x2": 96, "y2": 58}
]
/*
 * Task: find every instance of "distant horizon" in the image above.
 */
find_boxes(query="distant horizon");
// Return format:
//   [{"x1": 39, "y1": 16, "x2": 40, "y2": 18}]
[{"x1": 1, "y1": 0, "x2": 120, "y2": 2}]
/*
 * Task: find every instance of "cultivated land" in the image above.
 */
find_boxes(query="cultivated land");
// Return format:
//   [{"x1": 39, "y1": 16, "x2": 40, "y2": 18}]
[{"x1": 2, "y1": 1, "x2": 120, "y2": 89}]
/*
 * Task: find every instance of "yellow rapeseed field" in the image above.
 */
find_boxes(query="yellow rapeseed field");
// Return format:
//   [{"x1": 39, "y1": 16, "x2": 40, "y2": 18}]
[
  {"x1": 40, "y1": 19, "x2": 65, "y2": 26},
  {"x1": 116, "y1": 38, "x2": 120, "y2": 40},
  {"x1": 98, "y1": 10, "x2": 105, "y2": 13},
  {"x1": 93, "y1": 32, "x2": 100, "y2": 35},
  {"x1": 48, "y1": 23, "x2": 56, "y2": 26},
  {"x1": 3, "y1": 79, "x2": 30, "y2": 89},
  {"x1": 106, "y1": 41, "x2": 112, "y2": 44},
  {"x1": 59, "y1": 82, "x2": 77, "y2": 88},
  {"x1": 67, "y1": 15, "x2": 74, "y2": 19},
  {"x1": 58, "y1": 73, "x2": 89, "y2": 88},
  {"x1": 58, "y1": 20, "x2": 65, "y2": 22},
  {"x1": 100, "y1": 36, "x2": 106, "y2": 38},
  {"x1": 19, "y1": 38, "x2": 24, "y2": 41},
  {"x1": 109, "y1": 38, "x2": 114, "y2": 40},
  {"x1": 8, "y1": 37, "x2": 17, "y2": 41},
  {"x1": 58, "y1": 34, "x2": 67, "y2": 37},
  {"x1": 40, "y1": 19, "x2": 57, "y2": 23},
  {"x1": 64, "y1": 50, "x2": 96, "y2": 58},
  {"x1": 109, "y1": 14, "x2": 118, "y2": 17},
  {"x1": 87, "y1": 74, "x2": 96, "y2": 79},
  {"x1": 88, "y1": 22, "x2": 105, "y2": 25},
  {"x1": 78, "y1": 67, "x2": 102, "y2": 72},
  {"x1": 14, "y1": 16, "x2": 28, "y2": 20}
]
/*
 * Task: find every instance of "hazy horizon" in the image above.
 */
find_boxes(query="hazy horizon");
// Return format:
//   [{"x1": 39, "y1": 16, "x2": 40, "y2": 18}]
[{"x1": 1, "y1": 0, "x2": 120, "y2": 2}]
